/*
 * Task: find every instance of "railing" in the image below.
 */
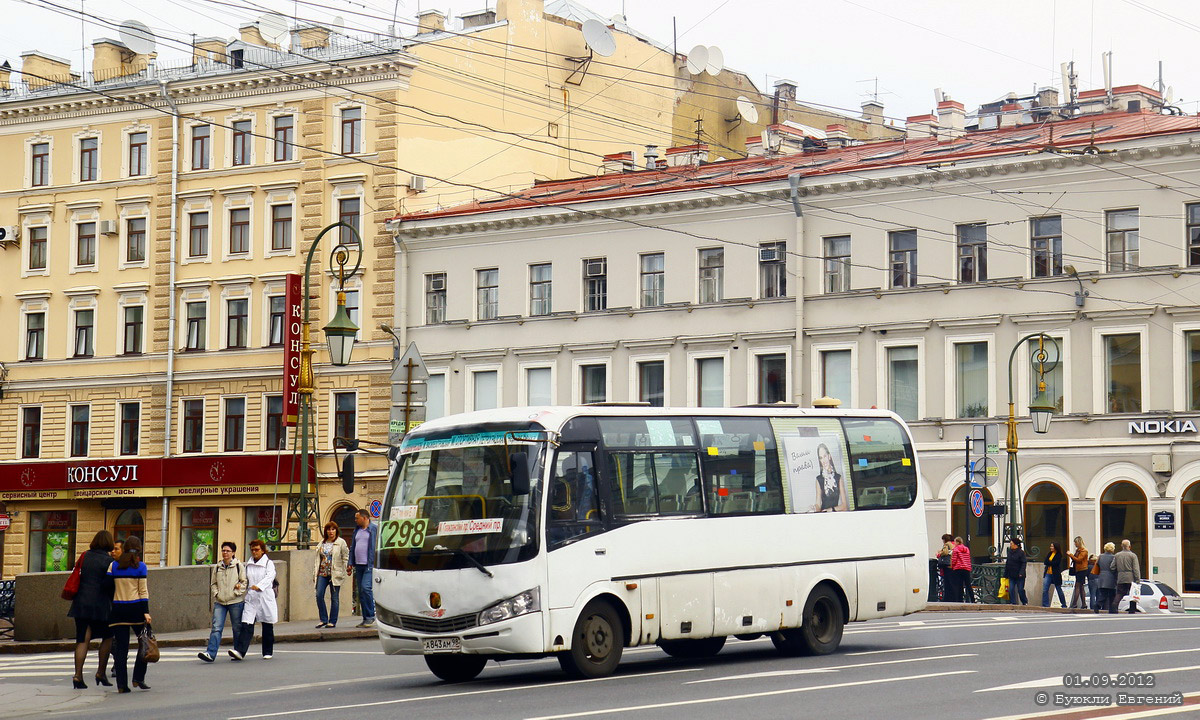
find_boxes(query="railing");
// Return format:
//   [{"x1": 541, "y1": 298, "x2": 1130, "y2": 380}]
[{"x1": 0, "y1": 579, "x2": 14, "y2": 639}]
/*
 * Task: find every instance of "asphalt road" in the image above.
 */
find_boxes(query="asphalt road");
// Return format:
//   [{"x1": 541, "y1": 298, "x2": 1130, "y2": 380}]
[{"x1": 2, "y1": 611, "x2": 1198, "y2": 720}]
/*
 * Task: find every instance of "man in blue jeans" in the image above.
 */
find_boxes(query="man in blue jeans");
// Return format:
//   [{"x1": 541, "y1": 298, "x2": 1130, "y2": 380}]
[
  {"x1": 349, "y1": 509, "x2": 377, "y2": 628},
  {"x1": 198, "y1": 541, "x2": 246, "y2": 662}
]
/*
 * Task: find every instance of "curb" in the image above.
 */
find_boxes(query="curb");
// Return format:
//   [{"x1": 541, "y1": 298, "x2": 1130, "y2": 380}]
[
  {"x1": 924, "y1": 602, "x2": 1098, "y2": 614},
  {"x1": 0, "y1": 628, "x2": 378, "y2": 655}
]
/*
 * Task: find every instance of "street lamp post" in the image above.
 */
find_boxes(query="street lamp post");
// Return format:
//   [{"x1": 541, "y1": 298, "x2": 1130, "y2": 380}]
[
  {"x1": 1002, "y1": 332, "x2": 1060, "y2": 555},
  {"x1": 289, "y1": 222, "x2": 361, "y2": 549}
]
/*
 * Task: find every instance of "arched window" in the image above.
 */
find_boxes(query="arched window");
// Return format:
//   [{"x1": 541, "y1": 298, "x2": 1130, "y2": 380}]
[
  {"x1": 1101, "y1": 481, "x2": 1148, "y2": 576},
  {"x1": 331, "y1": 503, "x2": 359, "y2": 546},
  {"x1": 1023, "y1": 482, "x2": 1068, "y2": 561},
  {"x1": 951, "y1": 485, "x2": 995, "y2": 560},
  {"x1": 113, "y1": 509, "x2": 144, "y2": 546},
  {"x1": 1183, "y1": 481, "x2": 1200, "y2": 593}
]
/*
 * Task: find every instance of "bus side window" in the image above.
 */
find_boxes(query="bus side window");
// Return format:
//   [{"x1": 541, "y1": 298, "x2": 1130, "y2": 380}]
[{"x1": 548, "y1": 450, "x2": 601, "y2": 548}]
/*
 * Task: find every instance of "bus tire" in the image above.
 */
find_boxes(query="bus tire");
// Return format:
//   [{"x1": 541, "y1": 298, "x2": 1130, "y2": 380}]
[
  {"x1": 424, "y1": 654, "x2": 487, "y2": 683},
  {"x1": 658, "y1": 636, "x2": 727, "y2": 658},
  {"x1": 772, "y1": 585, "x2": 844, "y2": 656},
  {"x1": 558, "y1": 600, "x2": 624, "y2": 678}
]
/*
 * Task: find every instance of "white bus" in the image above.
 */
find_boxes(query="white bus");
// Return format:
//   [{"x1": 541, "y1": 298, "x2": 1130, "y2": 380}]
[{"x1": 374, "y1": 406, "x2": 927, "y2": 682}]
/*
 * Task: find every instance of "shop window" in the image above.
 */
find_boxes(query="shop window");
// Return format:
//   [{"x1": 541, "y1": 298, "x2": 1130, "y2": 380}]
[
  {"x1": 245, "y1": 506, "x2": 282, "y2": 551},
  {"x1": 1182, "y1": 481, "x2": 1200, "y2": 592},
  {"x1": 113, "y1": 509, "x2": 144, "y2": 546},
  {"x1": 951, "y1": 485, "x2": 995, "y2": 561},
  {"x1": 180, "y1": 508, "x2": 218, "y2": 565},
  {"x1": 1023, "y1": 482, "x2": 1068, "y2": 561},
  {"x1": 1100, "y1": 481, "x2": 1148, "y2": 575},
  {"x1": 28, "y1": 511, "x2": 76, "y2": 572}
]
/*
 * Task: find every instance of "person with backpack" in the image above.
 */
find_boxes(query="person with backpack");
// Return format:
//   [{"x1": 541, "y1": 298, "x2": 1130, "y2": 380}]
[
  {"x1": 198, "y1": 541, "x2": 246, "y2": 663},
  {"x1": 230, "y1": 539, "x2": 277, "y2": 660}
]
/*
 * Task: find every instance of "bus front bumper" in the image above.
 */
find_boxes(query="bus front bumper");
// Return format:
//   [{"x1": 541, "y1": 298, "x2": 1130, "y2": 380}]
[{"x1": 379, "y1": 610, "x2": 546, "y2": 656}]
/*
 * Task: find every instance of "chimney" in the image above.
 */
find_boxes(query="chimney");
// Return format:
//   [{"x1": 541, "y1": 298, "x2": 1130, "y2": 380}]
[
  {"x1": 774, "y1": 78, "x2": 798, "y2": 102},
  {"x1": 91, "y1": 38, "x2": 150, "y2": 82},
  {"x1": 665, "y1": 144, "x2": 709, "y2": 167},
  {"x1": 935, "y1": 100, "x2": 965, "y2": 140},
  {"x1": 459, "y1": 9, "x2": 497, "y2": 29},
  {"x1": 239, "y1": 24, "x2": 271, "y2": 48},
  {"x1": 745, "y1": 135, "x2": 765, "y2": 157},
  {"x1": 824, "y1": 124, "x2": 852, "y2": 149},
  {"x1": 643, "y1": 145, "x2": 660, "y2": 169},
  {"x1": 496, "y1": 0, "x2": 545, "y2": 23},
  {"x1": 999, "y1": 102, "x2": 1022, "y2": 128},
  {"x1": 416, "y1": 9, "x2": 447, "y2": 34},
  {"x1": 192, "y1": 38, "x2": 228, "y2": 64},
  {"x1": 905, "y1": 113, "x2": 937, "y2": 140},
  {"x1": 0, "y1": 60, "x2": 11, "y2": 91},
  {"x1": 602, "y1": 150, "x2": 637, "y2": 173},
  {"x1": 21, "y1": 51, "x2": 74, "y2": 90},
  {"x1": 293, "y1": 25, "x2": 331, "y2": 50}
]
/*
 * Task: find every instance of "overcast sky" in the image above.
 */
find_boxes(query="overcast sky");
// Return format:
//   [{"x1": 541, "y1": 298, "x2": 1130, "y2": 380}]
[{"x1": 5, "y1": 0, "x2": 1198, "y2": 125}]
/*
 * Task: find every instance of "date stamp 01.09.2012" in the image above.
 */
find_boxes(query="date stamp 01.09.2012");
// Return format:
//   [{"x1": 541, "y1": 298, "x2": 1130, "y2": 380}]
[{"x1": 1032, "y1": 674, "x2": 1185, "y2": 709}]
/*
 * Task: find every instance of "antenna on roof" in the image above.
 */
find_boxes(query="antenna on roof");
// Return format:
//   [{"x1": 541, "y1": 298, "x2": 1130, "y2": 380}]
[
  {"x1": 581, "y1": 19, "x2": 616, "y2": 57},
  {"x1": 732, "y1": 95, "x2": 759, "y2": 125},
  {"x1": 685, "y1": 45, "x2": 707, "y2": 75},
  {"x1": 705, "y1": 45, "x2": 724, "y2": 75},
  {"x1": 118, "y1": 19, "x2": 158, "y2": 55}
]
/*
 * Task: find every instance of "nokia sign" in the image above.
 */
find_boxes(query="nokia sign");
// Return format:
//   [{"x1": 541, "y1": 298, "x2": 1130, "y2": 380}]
[{"x1": 1128, "y1": 419, "x2": 1198, "y2": 435}]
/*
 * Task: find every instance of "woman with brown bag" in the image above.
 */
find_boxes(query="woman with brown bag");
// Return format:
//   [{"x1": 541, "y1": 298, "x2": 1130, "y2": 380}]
[
  {"x1": 67, "y1": 531, "x2": 116, "y2": 689},
  {"x1": 1069, "y1": 536, "x2": 1090, "y2": 609},
  {"x1": 107, "y1": 535, "x2": 152, "y2": 692}
]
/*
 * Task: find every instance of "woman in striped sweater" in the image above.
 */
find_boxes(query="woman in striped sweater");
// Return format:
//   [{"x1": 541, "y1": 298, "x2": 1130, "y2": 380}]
[{"x1": 108, "y1": 535, "x2": 152, "y2": 693}]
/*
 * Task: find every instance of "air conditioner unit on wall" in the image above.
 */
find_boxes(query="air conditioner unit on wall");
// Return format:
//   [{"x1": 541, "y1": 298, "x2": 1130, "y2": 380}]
[
  {"x1": 759, "y1": 247, "x2": 781, "y2": 263},
  {"x1": 409, "y1": 175, "x2": 426, "y2": 192},
  {"x1": 98, "y1": 220, "x2": 118, "y2": 235},
  {"x1": 585, "y1": 259, "x2": 606, "y2": 277},
  {"x1": 0, "y1": 226, "x2": 18, "y2": 247},
  {"x1": 429, "y1": 275, "x2": 445, "y2": 291}
]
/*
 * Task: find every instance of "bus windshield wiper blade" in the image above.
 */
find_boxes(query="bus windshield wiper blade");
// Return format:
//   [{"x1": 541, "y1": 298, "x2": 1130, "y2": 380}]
[{"x1": 432, "y1": 546, "x2": 493, "y2": 578}]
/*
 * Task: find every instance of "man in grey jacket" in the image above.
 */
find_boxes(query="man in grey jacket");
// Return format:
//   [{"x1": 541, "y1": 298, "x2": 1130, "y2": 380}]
[
  {"x1": 199, "y1": 541, "x2": 247, "y2": 662},
  {"x1": 1113, "y1": 539, "x2": 1142, "y2": 614}
]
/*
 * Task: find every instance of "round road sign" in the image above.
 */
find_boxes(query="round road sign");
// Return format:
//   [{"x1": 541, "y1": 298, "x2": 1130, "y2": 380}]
[
  {"x1": 969, "y1": 488, "x2": 985, "y2": 518},
  {"x1": 0, "y1": 513, "x2": 10, "y2": 532},
  {"x1": 369, "y1": 499, "x2": 382, "y2": 518}
]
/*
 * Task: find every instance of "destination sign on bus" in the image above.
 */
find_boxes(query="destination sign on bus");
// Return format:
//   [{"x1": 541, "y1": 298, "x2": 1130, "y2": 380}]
[
  {"x1": 400, "y1": 431, "x2": 542, "y2": 453},
  {"x1": 378, "y1": 518, "x2": 428, "y2": 550}
]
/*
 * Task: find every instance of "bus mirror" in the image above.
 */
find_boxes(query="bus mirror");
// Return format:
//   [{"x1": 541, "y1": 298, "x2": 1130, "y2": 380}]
[
  {"x1": 510, "y1": 451, "x2": 531, "y2": 495},
  {"x1": 341, "y1": 453, "x2": 355, "y2": 495}
]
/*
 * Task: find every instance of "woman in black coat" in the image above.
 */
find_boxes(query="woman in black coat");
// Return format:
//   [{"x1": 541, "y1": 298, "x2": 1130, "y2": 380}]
[
  {"x1": 1041, "y1": 541, "x2": 1068, "y2": 608},
  {"x1": 1003, "y1": 538, "x2": 1029, "y2": 605},
  {"x1": 67, "y1": 530, "x2": 116, "y2": 689}
]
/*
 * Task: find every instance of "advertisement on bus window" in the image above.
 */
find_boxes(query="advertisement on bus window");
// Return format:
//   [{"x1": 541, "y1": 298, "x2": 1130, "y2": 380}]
[{"x1": 771, "y1": 418, "x2": 854, "y2": 513}]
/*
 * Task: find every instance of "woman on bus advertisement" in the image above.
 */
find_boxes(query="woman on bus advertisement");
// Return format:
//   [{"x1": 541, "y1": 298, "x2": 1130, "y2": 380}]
[{"x1": 782, "y1": 434, "x2": 849, "y2": 512}]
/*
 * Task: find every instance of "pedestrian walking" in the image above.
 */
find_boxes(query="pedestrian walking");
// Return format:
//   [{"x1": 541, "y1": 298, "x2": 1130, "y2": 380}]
[
  {"x1": 1113, "y1": 539, "x2": 1142, "y2": 614},
  {"x1": 1041, "y1": 541, "x2": 1067, "y2": 608},
  {"x1": 68, "y1": 531, "x2": 116, "y2": 689},
  {"x1": 231, "y1": 539, "x2": 277, "y2": 660},
  {"x1": 936, "y1": 533, "x2": 954, "y2": 601},
  {"x1": 1069, "y1": 537, "x2": 1090, "y2": 609},
  {"x1": 198, "y1": 541, "x2": 246, "y2": 663},
  {"x1": 314, "y1": 522, "x2": 350, "y2": 629},
  {"x1": 1086, "y1": 554, "x2": 1101, "y2": 610},
  {"x1": 1003, "y1": 538, "x2": 1028, "y2": 605},
  {"x1": 1097, "y1": 542, "x2": 1118, "y2": 613},
  {"x1": 348, "y1": 509, "x2": 378, "y2": 627},
  {"x1": 107, "y1": 535, "x2": 151, "y2": 692},
  {"x1": 950, "y1": 536, "x2": 973, "y2": 603}
]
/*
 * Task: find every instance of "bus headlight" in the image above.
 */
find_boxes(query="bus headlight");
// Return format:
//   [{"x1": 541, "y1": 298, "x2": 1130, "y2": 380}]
[{"x1": 478, "y1": 588, "x2": 540, "y2": 626}]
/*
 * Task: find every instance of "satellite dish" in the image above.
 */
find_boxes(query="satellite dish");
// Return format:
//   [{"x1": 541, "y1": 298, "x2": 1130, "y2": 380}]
[
  {"x1": 736, "y1": 96, "x2": 759, "y2": 124},
  {"x1": 118, "y1": 20, "x2": 157, "y2": 55},
  {"x1": 581, "y1": 19, "x2": 616, "y2": 57},
  {"x1": 705, "y1": 45, "x2": 724, "y2": 75},
  {"x1": 331, "y1": 15, "x2": 346, "y2": 32},
  {"x1": 257, "y1": 13, "x2": 289, "y2": 44},
  {"x1": 685, "y1": 45, "x2": 708, "y2": 76},
  {"x1": 1166, "y1": 85, "x2": 1175, "y2": 105}
]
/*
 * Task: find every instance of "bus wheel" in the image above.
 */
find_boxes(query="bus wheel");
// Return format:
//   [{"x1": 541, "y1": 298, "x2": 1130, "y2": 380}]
[
  {"x1": 772, "y1": 585, "x2": 844, "y2": 656},
  {"x1": 659, "y1": 636, "x2": 726, "y2": 658},
  {"x1": 558, "y1": 601, "x2": 624, "y2": 678},
  {"x1": 424, "y1": 654, "x2": 487, "y2": 682}
]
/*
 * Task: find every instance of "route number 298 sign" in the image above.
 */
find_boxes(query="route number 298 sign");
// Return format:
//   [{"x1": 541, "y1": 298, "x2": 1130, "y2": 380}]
[{"x1": 379, "y1": 518, "x2": 428, "y2": 550}]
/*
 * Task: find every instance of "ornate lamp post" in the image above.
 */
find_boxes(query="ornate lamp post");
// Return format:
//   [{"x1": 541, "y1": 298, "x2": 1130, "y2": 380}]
[
  {"x1": 1002, "y1": 332, "x2": 1060, "y2": 554},
  {"x1": 289, "y1": 222, "x2": 361, "y2": 549}
]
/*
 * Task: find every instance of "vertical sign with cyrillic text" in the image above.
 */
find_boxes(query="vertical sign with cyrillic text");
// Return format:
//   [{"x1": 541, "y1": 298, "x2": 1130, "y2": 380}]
[{"x1": 283, "y1": 273, "x2": 301, "y2": 426}]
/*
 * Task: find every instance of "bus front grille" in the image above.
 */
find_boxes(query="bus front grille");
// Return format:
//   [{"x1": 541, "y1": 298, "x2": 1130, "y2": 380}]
[{"x1": 398, "y1": 612, "x2": 478, "y2": 634}]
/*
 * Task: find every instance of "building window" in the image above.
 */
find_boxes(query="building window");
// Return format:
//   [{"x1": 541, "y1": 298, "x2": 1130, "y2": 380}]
[
  {"x1": 128, "y1": 132, "x2": 147, "y2": 176},
  {"x1": 341, "y1": 107, "x2": 362, "y2": 153},
  {"x1": 584, "y1": 258, "x2": 607, "y2": 311},
  {"x1": 229, "y1": 208, "x2": 250, "y2": 255},
  {"x1": 232, "y1": 120, "x2": 251, "y2": 166},
  {"x1": 265, "y1": 395, "x2": 285, "y2": 450},
  {"x1": 823, "y1": 235, "x2": 851, "y2": 293},
  {"x1": 1104, "y1": 333, "x2": 1141, "y2": 412},
  {"x1": 344, "y1": 290, "x2": 360, "y2": 339},
  {"x1": 820, "y1": 349, "x2": 851, "y2": 405},
  {"x1": 79, "y1": 137, "x2": 98, "y2": 181},
  {"x1": 1183, "y1": 481, "x2": 1200, "y2": 592},
  {"x1": 955, "y1": 341, "x2": 988, "y2": 418},
  {"x1": 119, "y1": 402, "x2": 139, "y2": 455},
  {"x1": 268, "y1": 295, "x2": 285, "y2": 346},
  {"x1": 1106, "y1": 209, "x2": 1139, "y2": 272},
  {"x1": 641, "y1": 253, "x2": 665, "y2": 308},
  {"x1": 76, "y1": 222, "x2": 96, "y2": 267},
  {"x1": 188, "y1": 212, "x2": 209, "y2": 257},
  {"x1": 186, "y1": 301, "x2": 207, "y2": 351},
  {"x1": 1188, "y1": 204, "x2": 1200, "y2": 267},
  {"x1": 477, "y1": 268, "x2": 499, "y2": 320},
  {"x1": 245, "y1": 506, "x2": 282, "y2": 551},
  {"x1": 70, "y1": 405, "x2": 90, "y2": 457},
  {"x1": 270, "y1": 204, "x2": 292, "y2": 251},
  {"x1": 28, "y1": 226, "x2": 47, "y2": 270},
  {"x1": 21, "y1": 407, "x2": 41, "y2": 459},
  {"x1": 1031, "y1": 216, "x2": 1063, "y2": 278},
  {"x1": 227, "y1": 298, "x2": 248, "y2": 349},
  {"x1": 889, "y1": 229, "x2": 917, "y2": 288},
  {"x1": 126, "y1": 218, "x2": 146, "y2": 263},
  {"x1": 338, "y1": 198, "x2": 360, "y2": 246},
  {"x1": 273, "y1": 115, "x2": 293, "y2": 161},
  {"x1": 1101, "y1": 482, "x2": 1148, "y2": 575},
  {"x1": 74, "y1": 309, "x2": 94, "y2": 358},
  {"x1": 191, "y1": 125, "x2": 210, "y2": 170},
  {"x1": 956, "y1": 222, "x2": 988, "y2": 283},
  {"x1": 698, "y1": 248, "x2": 724, "y2": 303},
  {"x1": 760, "y1": 241, "x2": 786, "y2": 298},
  {"x1": 697, "y1": 357, "x2": 724, "y2": 407},
  {"x1": 529, "y1": 263, "x2": 552, "y2": 316},
  {"x1": 757, "y1": 354, "x2": 786, "y2": 404},
  {"x1": 183, "y1": 399, "x2": 204, "y2": 453},
  {"x1": 223, "y1": 397, "x2": 245, "y2": 452},
  {"x1": 639, "y1": 361, "x2": 665, "y2": 407},
  {"x1": 28, "y1": 511, "x2": 77, "y2": 572},
  {"x1": 31, "y1": 142, "x2": 49, "y2": 186},
  {"x1": 123, "y1": 305, "x2": 143, "y2": 354},
  {"x1": 334, "y1": 392, "x2": 356, "y2": 447},
  {"x1": 580, "y1": 364, "x2": 606, "y2": 404},
  {"x1": 427, "y1": 374, "x2": 446, "y2": 421},
  {"x1": 887, "y1": 346, "x2": 919, "y2": 421},
  {"x1": 1188, "y1": 331, "x2": 1200, "y2": 411},
  {"x1": 179, "y1": 508, "x2": 218, "y2": 566},
  {"x1": 25, "y1": 312, "x2": 45, "y2": 360},
  {"x1": 472, "y1": 370, "x2": 498, "y2": 411},
  {"x1": 526, "y1": 367, "x2": 552, "y2": 405},
  {"x1": 425, "y1": 273, "x2": 446, "y2": 324}
]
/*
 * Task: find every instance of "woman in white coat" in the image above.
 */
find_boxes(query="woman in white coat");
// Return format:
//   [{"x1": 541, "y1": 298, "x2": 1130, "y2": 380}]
[
  {"x1": 313, "y1": 522, "x2": 350, "y2": 628},
  {"x1": 230, "y1": 539, "x2": 277, "y2": 660}
]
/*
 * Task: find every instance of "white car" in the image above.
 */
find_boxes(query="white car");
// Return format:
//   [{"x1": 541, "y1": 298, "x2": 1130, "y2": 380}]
[{"x1": 1116, "y1": 580, "x2": 1186, "y2": 614}]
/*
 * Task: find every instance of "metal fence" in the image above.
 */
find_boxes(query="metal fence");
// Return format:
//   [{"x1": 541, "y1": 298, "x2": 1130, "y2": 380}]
[{"x1": 0, "y1": 580, "x2": 14, "y2": 639}]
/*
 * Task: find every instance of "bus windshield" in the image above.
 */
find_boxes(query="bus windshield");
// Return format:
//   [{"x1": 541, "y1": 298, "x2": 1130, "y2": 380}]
[{"x1": 380, "y1": 431, "x2": 543, "y2": 572}]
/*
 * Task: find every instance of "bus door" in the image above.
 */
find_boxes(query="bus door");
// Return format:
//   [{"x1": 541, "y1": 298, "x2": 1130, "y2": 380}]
[{"x1": 545, "y1": 445, "x2": 608, "y2": 610}]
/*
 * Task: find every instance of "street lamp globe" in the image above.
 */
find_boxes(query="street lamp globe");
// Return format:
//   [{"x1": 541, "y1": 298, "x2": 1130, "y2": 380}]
[
  {"x1": 1029, "y1": 387, "x2": 1055, "y2": 434},
  {"x1": 323, "y1": 300, "x2": 359, "y2": 367}
]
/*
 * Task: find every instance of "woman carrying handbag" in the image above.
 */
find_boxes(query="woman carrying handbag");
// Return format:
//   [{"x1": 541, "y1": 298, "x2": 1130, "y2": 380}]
[
  {"x1": 107, "y1": 535, "x2": 152, "y2": 692},
  {"x1": 66, "y1": 531, "x2": 116, "y2": 689},
  {"x1": 313, "y1": 522, "x2": 349, "y2": 628}
]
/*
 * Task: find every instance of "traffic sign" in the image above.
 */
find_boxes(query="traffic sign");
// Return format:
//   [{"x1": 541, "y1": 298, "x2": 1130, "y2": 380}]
[
  {"x1": 969, "y1": 488, "x2": 985, "y2": 518},
  {"x1": 970, "y1": 457, "x2": 1000, "y2": 487},
  {"x1": 0, "y1": 513, "x2": 10, "y2": 532},
  {"x1": 369, "y1": 499, "x2": 382, "y2": 518},
  {"x1": 972, "y1": 424, "x2": 999, "y2": 456},
  {"x1": 391, "y1": 342, "x2": 429, "y2": 382},
  {"x1": 392, "y1": 382, "x2": 427, "y2": 404}
]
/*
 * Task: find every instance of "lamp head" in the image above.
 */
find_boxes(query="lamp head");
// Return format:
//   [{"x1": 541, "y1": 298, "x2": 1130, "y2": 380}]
[
  {"x1": 1064, "y1": 265, "x2": 1078, "y2": 277},
  {"x1": 1029, "y1": 386, "x2": 1056, "y2": 434},
  {"x1": 322, "y1": 293, "x2": 358, "y2": 367}
]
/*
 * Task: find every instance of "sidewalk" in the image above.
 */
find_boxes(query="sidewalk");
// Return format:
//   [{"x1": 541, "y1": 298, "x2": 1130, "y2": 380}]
[
  {"x1": 0, "y1": 620, "x2": 378, "y2": 655},
  {"x1": 926, "y1": 601, "x2": 1111, "y2": 614}
]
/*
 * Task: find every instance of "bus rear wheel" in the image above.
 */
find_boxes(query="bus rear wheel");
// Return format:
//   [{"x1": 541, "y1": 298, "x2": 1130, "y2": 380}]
[
  {"x1": 659, "y1": 636, "x2": 727, "y2": 658},
  {"x1": 424, "y1": 654, "x2": 487, "y2": 682},
  {"x1": 558, "y1": 600, "x2": 624, "y2": 678},
  {"x1": 772, "y1": 585, "x2": 844, "y2": 656}
]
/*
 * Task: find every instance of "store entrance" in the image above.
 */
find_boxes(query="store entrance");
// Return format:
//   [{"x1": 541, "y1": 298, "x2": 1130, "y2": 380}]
[{"x1": 112, "y1": 509, "x2": 145, "y2": 546}]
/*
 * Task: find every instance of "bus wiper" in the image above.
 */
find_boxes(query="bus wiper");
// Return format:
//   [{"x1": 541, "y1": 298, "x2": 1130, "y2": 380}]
[{"x1": 432, "y1": 545, "x2": 494, "y2": 578}]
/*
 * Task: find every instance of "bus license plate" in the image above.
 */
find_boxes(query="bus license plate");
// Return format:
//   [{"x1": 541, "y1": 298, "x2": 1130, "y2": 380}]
[{"x1": 422, "y1": 637, "x2": 462, "y2": 653}]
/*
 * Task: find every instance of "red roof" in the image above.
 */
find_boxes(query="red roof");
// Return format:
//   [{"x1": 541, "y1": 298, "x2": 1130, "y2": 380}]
[{"x1": 398, "y1": 112, "x2": 1200, "y2": 222}]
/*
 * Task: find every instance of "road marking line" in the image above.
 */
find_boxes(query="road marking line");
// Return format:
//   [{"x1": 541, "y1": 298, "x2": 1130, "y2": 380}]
[
  {"x1": 848, "y1": 625, "x2": 1200, "y2": 656},
  {"x1": 524, "y1": 669, "x2": 975, "y2": 719},
  {"x1": 685, "y1": 652, "x2": 977, "y2": 684},
  {"x1": 227, "y1": 668, "x2": 702, "y2": 719},
  {"x1": 1108, "y1": 648, "x2": 1199, "y2": 659},
  {"x1": 234, "y1": 671, "x2": 431, "y2": 695},
  {"x1": 976, "y1": 665, "x2": 1200, "y2": 693},
  {"x1": 845, "y1": 614, "x2": 1191, "y2": 635}
]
